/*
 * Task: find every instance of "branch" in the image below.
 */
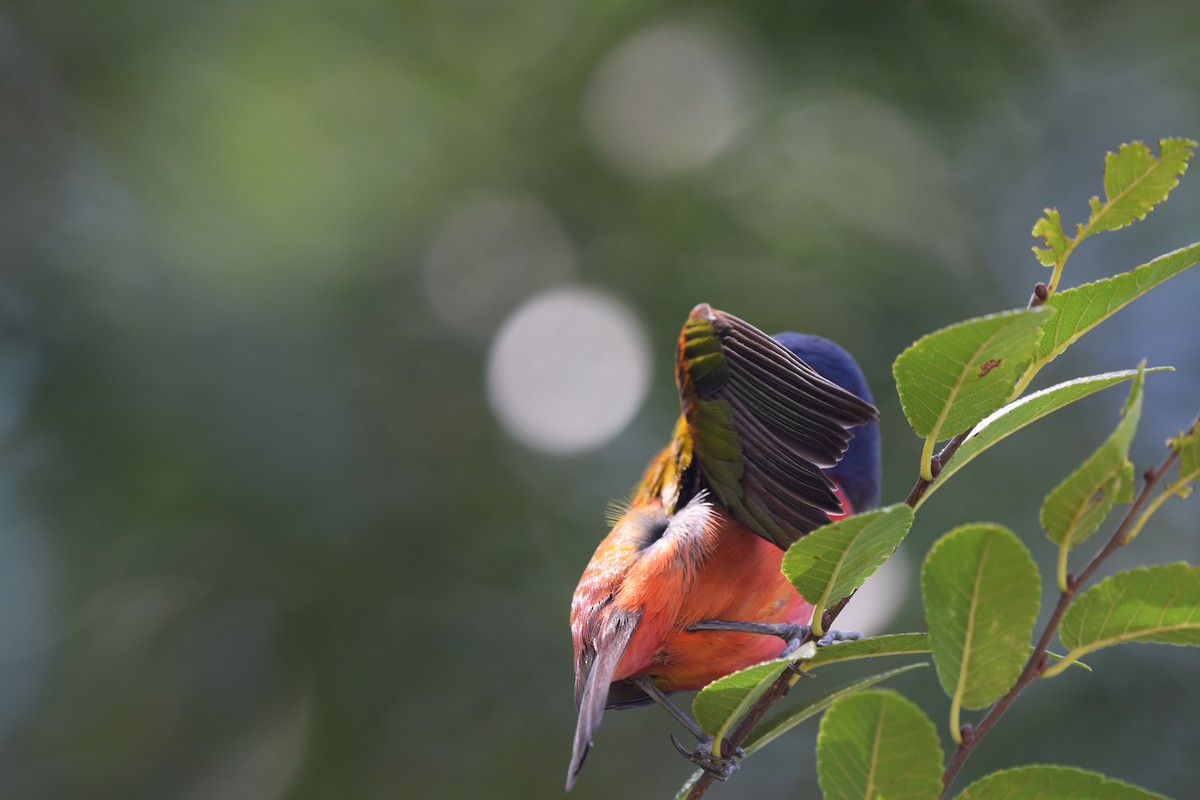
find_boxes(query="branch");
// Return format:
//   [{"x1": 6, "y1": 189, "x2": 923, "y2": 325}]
[
  {"x1": 685, "y1": 283, "x2": 1053, "y2": 800},
  {"x1": 938, "y1": 414, "x2": 1197, "y2": 798}
]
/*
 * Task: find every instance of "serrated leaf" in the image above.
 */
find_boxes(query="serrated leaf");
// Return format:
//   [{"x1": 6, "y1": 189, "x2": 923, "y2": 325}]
[
  {"x1": 1018, "y1": 242, "x2": 1200, "y2": 390},
  {"x1": 919, "y1": 368, "x2": 1169, "y2": 509},
  {"x1": 1032, "y1": 139, "x2": 1196, "y2": 270},
  {"x1": 816, "y1": 689, "x2": 943, "y2": 800},
  {"x1": 921, "y1": 524, "x2": 1040, "y2": 735},
  {"x1": 956, "y1": 765, "x2": 1168, "y2": 799},
  {"x1": 1051, "y1": 564, "x2": 1200, "y2": 674},
  {"x1": 691, "y1": 634, "x2": 931, "y2": 737},
  {"x1": 894, "y1": 308, "x2": 1052, "y2": 445},
  {"x1": 1089, "y1": 139, "x2": 1196, "y2": 233},
  {"x1": 1040, "y1": 367, "x2": 1144, "y2": 555},
  {"x1": 1031, "y1": 208, "x2": 1068, "y2": 267},
  {"x1": 782, "y1": 504, "x2": 915, "y2": 628},
  {"x1": 745, "y1": 663, "x2": 928, "y2": 755}
]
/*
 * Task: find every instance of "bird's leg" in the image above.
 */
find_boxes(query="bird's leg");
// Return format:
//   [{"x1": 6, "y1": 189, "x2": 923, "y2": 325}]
[
  {"x1": 686, "y1": 619, "x2": 810, "y2": 656},
  {"x1": 633, "y1": 675, "x2": 743, "y2": 781},
  {"x1": 632, "y1": 674, "x2": 705, "y2": 741},
  {"x1": 686, "y1": 619, "x2": 863, "y2": 656}
]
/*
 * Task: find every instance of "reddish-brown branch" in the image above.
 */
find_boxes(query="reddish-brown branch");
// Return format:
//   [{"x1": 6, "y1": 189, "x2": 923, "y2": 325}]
[{"x1": 938, "y1": 416, "x2": 1195, "y2": 797}]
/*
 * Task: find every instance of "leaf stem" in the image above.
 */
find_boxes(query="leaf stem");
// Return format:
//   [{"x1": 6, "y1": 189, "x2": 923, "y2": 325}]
[
  {"x1": 1055, "y1": 538, "x2": 1071, "y2": 594},
  {"x1": 920, "y1": 435, "x2": 937, "y2": 482},
  {"x1": 1122, "y1": 475, "x2": 1190, "y2": 544},
  {"x1": 905, "y1": 431, "x2": 967, "y2": 509},
  {"x1": 1046, "y1": 237, "x2": 1077, "y2": 295}
]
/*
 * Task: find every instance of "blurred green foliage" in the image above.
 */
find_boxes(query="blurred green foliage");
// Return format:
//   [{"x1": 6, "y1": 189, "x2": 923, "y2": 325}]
[{"x1": 0, "y1": 1, "x2": 1197, "y2": 798}]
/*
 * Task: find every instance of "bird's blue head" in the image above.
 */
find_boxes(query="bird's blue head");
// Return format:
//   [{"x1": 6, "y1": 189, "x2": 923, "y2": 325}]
[{"x1": 772, "y1": 332, "x2": 881, "y2": 513}]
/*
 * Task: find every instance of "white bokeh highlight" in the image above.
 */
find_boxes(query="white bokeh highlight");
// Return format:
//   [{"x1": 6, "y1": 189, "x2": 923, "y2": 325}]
[
  {"x1": 423, "y1": 194, "x2": 577, "y2": 340},
  {"x1": 582, "y1": 20, "x2": 750, "y2": 180},
  {"x1": 487, "y1": 288, "x2": 651, "y2": 455}
]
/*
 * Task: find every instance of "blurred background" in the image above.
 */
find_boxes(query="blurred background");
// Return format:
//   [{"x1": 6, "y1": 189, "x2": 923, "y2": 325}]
[{"x1": 1, "y1": 1, "x2": 1198, "y2": 798}]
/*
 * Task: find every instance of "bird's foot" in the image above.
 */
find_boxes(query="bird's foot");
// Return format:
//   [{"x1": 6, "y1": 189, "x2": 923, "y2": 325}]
[
  {"x1": 816, "y1": 628, "x2": 862, "y2": 647},
  {"x1": 670, "y1": 734, "x2": 744, "y2": 781},
  {"x1": 777, "y1": 624, "x2": 810, "y2": 656}
]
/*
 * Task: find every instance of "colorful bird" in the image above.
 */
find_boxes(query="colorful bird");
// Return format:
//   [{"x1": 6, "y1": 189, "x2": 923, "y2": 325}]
[{"x1": 567, "y1": 304, "x2": 880, "y2": 790}]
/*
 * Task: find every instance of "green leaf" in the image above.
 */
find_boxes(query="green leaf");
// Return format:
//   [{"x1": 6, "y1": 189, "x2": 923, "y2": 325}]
[
  {"x1": 1042, "y1": 459, "x2": 1134, "y2": 548},
  {"x1": 1091, "y1": 139, "x2": 1196, "y2": 233},
  {"x1": 894, "y1": 308, "x2": 1052, "y2": 441},
  {"x1": 745, "y1": 663, "x2": 928, "y2": 755},
  {"x1": 691, "y1": 634, "x2": 931, "y2": 737},
  {"x1": 782, "y1": 504, "x2": 915, "y2": 631},
  {"x1": 895, "y1": 308, "x2": 1054, "y2": 479},
  {"x1": 956, "y1": 765, "x2": 1168, "y2": 799},
  {"x1": 1015, "y1": 242, "x2": 1200, "y2": 393},
  {"x1": 1032, "y1": 139, "x2": 1196, "y2": 270},
  {"x1": 692, "y1": 659, "x2": 792, "y2": 738},
  {"x1": 1170, "y1": 428, "x2": 1200, "y2": 490},
  {"x1": 1031, "y1": 208, "x2": 1068, "y2": 267},
  {"x1": 1047, "y1": 563, "x2": 1200, "y2": 676},
  {"x1": 921, "y1": 524, "x2": 1040, "y2": 741},
  {"x1": 816, "y1": 690, "x2": 943, "y2": 800},
  {"x1": 919, "y1": 369, "x2": 1168, "y2": 508},
  {"x1": 1040, "y1": 367, "x2": 1144, "y2": 590}
]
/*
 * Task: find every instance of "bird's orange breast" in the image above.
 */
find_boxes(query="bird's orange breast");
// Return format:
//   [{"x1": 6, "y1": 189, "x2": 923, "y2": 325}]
[
  {"x1": 571, "y1": 488, "x2": 850, "y2": 697},
  {"x1": 618, "y1": 512, "x2": 815, "y2": 691}
]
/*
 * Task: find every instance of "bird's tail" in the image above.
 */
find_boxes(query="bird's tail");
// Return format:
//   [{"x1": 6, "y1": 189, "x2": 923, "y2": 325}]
[{"x1": 566, "y1": 609, "x2": 640, "y2": 791}]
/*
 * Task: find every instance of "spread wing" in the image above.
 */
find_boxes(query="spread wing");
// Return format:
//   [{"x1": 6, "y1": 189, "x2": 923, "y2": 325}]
[{"x1": 648, "y1": 303, "x2": 878, "y2": 548}]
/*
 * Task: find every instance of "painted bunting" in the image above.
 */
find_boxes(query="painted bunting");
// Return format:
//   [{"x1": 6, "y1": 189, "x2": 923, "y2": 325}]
[{"x1": 567, "y1": 304, "x2": 880, "y2": 790}]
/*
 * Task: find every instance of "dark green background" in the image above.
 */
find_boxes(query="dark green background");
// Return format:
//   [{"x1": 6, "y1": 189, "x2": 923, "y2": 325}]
[{"x1": 1, "y1": 2, "x2": 1197, "y2": 798}]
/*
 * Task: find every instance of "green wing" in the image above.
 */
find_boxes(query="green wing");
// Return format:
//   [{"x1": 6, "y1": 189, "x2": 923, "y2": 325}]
[{"x1": 675, "y1": 303, "x2": 877, "y2": 548}]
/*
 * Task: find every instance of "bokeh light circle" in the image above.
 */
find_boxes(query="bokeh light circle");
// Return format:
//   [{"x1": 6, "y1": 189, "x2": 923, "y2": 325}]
[
  {"x1": 487, "y1": 289, "x2": 651, "y2": 455},
  {"x1": 424, "y1": 194, "x2": 577, "y2": 341},
  {"x1": 582, "y1": 20, "x2": 749, "y2": 180}
]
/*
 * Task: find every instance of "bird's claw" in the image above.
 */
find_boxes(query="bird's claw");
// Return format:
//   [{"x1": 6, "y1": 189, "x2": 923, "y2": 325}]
[
  {"x1": 670, "y1": 734, "x2": 743, "y2": 781},
  {"x1": 777, "y1": 624, "x2": 811, "y2": 657},
  {"x1": 816, "y1": 628, "x2": 862, "y2": 647}
]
